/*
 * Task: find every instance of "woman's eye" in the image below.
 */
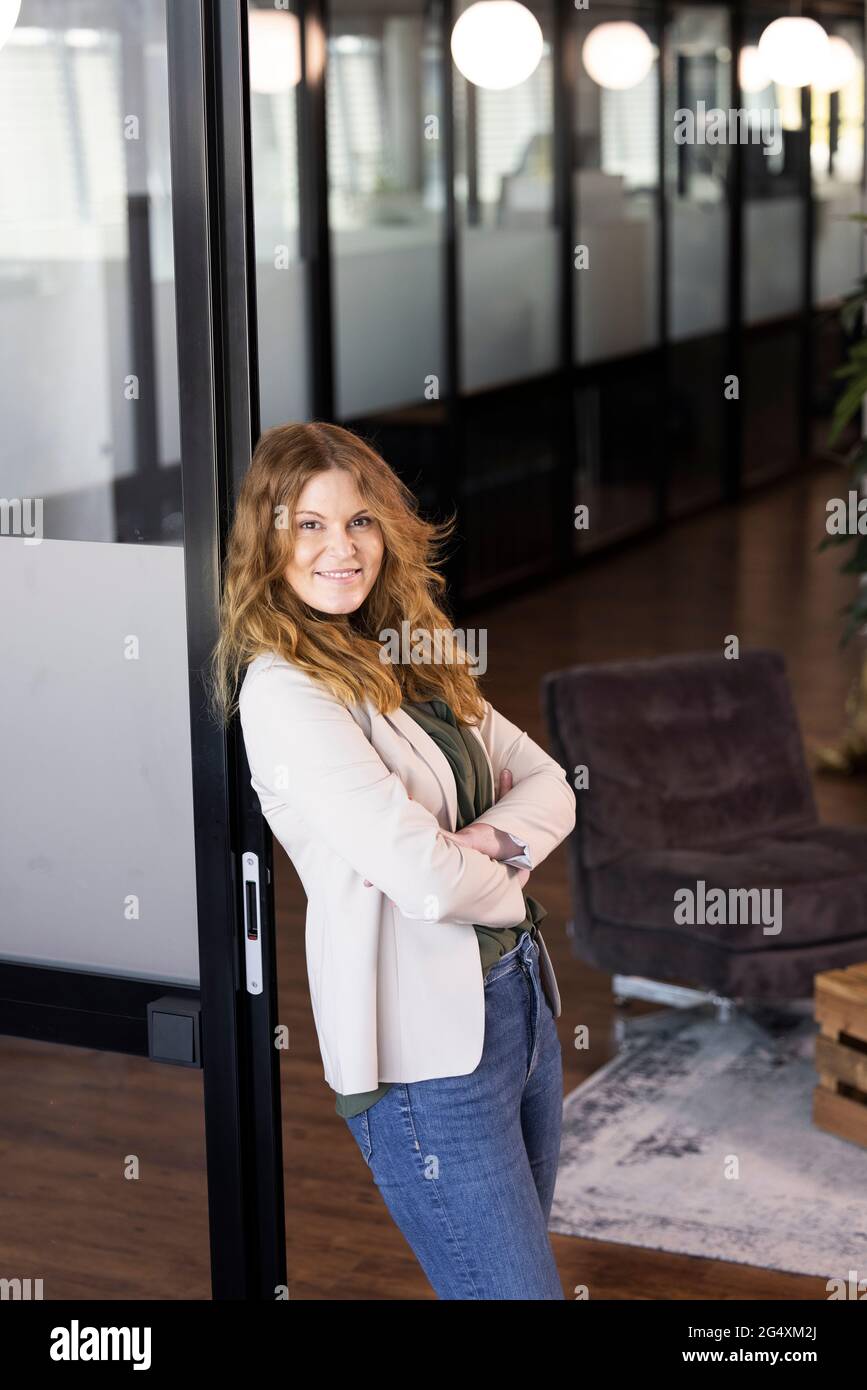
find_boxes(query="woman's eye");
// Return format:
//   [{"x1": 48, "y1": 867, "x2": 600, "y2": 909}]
[{"x1": 298, "y1": 516, "x2": 372, "y2": 531}]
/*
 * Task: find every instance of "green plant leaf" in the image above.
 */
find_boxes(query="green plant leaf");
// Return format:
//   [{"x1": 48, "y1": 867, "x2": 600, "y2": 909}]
[
  {"x1": 829, "y1": 373, "x2": 867, "y2": 443},
  {"x1": 840, "y1": 590, "x2": 867, "y2": 645},
  {"x1": 840, "y1": 535, "x2": 867, "y2": 574},
  {"x1": 841, "y1": 299, "x2": 867, "y2": 334},
  {"x1": 852, "y1": 448, "x2": 867, "y2": 484},
  {"x1": 818, "y1": 530, "x2": 855, "y2": 551}
]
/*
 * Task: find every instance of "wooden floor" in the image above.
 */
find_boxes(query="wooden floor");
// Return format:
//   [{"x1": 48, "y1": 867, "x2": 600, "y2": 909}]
[{"x1": 2, "y1": 463, "x2": 865, "y2": 1300}]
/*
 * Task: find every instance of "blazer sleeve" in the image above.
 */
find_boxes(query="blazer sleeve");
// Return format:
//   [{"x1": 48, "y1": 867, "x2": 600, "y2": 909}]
[
  {"x1": 472, "y1": 698, "x2": 576, "y2": 870},
  {"x1": 238, "y1": 661, "x2": 529, "y2": 929},
  {"x1": 501, "y1": 832, "x2": 532, "y2": 869}
]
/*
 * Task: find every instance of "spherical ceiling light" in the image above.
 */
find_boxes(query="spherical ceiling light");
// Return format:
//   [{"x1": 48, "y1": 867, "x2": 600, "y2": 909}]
[
  {"x1": 756, "y1": 16, "x2": 829, "y2": 88},
  {"x1": 248, "y1": 7, "x2": 301, "y2": 93},
  {"x1": 738, "y1": 44, "x2": 771, "y2": 94},
  {"x1": 581, "y1": 21, "x2": 654, "y2": 92},
  {"x1": 811, "y1": 35, "x2": 859, "y2": 93},
  {"x1": 450, "y1": 1, "x2": 543, "y2": 91},
  {"x1": 0, "y1": 0, "x2": 21, "y2": 52}
]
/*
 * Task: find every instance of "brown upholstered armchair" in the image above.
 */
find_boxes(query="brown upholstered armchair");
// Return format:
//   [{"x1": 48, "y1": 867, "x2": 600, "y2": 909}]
[{"x1": 542, "y1": 650, "x2": 867, "y2": 1004}]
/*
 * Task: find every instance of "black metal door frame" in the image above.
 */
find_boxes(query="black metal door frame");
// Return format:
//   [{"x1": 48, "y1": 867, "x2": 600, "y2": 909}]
[
  {"x1": 164, "y1": 0, "x2": 285, "y2": 1300},
  {"x1": 0, "y1": 0, "x2": 285, "y2": 1301}
]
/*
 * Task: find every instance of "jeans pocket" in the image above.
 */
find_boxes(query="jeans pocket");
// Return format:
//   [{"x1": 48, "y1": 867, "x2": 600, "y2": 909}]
[{"x1": 346, "y1": 1109, "x2": 373, "y2": 1168}]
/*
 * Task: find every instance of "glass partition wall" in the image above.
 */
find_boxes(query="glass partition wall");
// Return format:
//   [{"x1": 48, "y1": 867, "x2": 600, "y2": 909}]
[
  {"x1": 1, "y1": 0, "x2": 288, "y2": 1301},
  {"x1": 0, "y1": 0, "x2": 209, "y2": 1298},
  {"x1": 244, "y1": 0, "x2": 865, "y2": 607},
  {"x1": 325, "y1": 0, "x2": 448, "y2": 517},
  {"x1": 741, "y1": 0, "x2": 810, "y2": 486},
  {"x1": 248, "y1": 0, "x2": 311, "y2": 427},
  {"x1": 665, "y1": 3, "x2": 731, "y2": 516},
  {"x1": 810, "y1": 12, "x2": 865, "y2": 454},
  {"x1": 453, "y1": 0, "x2": 562, "y2": 595},
  {"x1": 572, "y1": 0, "x2": 662, "y2": 553}
]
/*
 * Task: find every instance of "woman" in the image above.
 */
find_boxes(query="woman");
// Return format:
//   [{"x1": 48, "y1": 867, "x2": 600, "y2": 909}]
[{"x1": 210, "y1": 421, "x2": 576, "y2": 1299}]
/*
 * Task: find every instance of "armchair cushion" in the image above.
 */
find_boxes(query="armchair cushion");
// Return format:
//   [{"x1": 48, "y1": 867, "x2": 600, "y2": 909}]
[
  {"x1": 593, "y1": 825, "x2": 867, "y2": 948},
  {"x1": 553, "y1": 650, "x2": 818, "y2": 870}
]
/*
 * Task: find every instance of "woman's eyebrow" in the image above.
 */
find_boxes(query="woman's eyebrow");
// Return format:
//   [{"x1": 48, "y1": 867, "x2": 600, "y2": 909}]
[{"x1": 296, "y1": 509, "x2": 370, "y2": 519}]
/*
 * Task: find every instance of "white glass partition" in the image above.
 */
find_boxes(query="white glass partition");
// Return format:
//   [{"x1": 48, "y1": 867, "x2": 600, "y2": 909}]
[
  {"x1": 327, "y1": 1, "x2": 446, "y2": 418},
  {"x1": 0, "y1": 0, "x2": 211, "y2": 1302},
  {"x1": 0, "y1": 0, "x2": 198, "y2": 982}
]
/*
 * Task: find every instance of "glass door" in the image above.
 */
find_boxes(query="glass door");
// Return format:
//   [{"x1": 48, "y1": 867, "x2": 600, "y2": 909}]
[{"x1": 0, "y1": 0, "x2": 283, "y2": 1300}]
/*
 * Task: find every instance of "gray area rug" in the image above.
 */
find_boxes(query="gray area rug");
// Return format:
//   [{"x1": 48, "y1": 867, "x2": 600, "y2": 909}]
[{"x1": 549, "y1": 1000, "x2": 867, "y2": 1278}]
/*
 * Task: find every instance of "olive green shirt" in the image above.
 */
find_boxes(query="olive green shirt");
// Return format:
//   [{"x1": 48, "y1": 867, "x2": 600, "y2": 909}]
[{"x1": 334, "y1": 696, "x2": 547, "y2": 1118}]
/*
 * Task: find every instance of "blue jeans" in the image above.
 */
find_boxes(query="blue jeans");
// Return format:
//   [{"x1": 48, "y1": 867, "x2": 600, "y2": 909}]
[{"x1": 343, "y1": 929, "x2": 565, "y2": 1299}]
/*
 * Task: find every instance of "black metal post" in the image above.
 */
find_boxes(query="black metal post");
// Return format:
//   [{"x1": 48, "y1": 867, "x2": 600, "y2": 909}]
[
  {"x1": 440, "y1": 0, "x2": 467, "y2": 609},
  {"x1": 215, "y1": 0, "x2": 287, "y2": 1304},
  {"x1": 166, "y1": 0, "x2": 286, "y2": 1300},
  {"x1": 553, "y1": 0, "x2": 578, "y2": 572},
  {"x1": 120, "y1": 13, "x2": 161, "y2": 541},
  {"x1": 724, "y1": 0, "x2": 743, "y2": 502},
  {"x1": 658, "y1": 0, "x2": 671, "y2": 523},
  {"x1": 800, "y1": 49, "x2": 814, "y2": 461},
  {"x1": 298, "y1": 0, "x2": 334, "y2": 421},
  {"x1": 466, "y1": 78, "x2": 480, "y2": 226}
]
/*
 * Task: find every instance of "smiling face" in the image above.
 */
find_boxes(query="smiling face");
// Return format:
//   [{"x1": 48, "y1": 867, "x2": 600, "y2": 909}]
[{"x1": 283, "y1": 468, "x2": 384, "y2": 615}]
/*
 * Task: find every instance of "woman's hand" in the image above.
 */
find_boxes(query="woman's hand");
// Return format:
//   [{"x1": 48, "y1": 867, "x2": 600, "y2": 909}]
[
  {"x1": 440, "y1": 821, "x2": 504, "y2": 860},
  {"x1": 363, "y1": 774, "x2": 530, "y2": 895},
  {"x1": 440, "y1": 768, "x2": 519, "y2": 859},
  {"x1": 440, "y1": 824, "x2": 530, "y2": 885},
  {"x1": 439, "y1": 769, "x2": 530, "y2": 886}
]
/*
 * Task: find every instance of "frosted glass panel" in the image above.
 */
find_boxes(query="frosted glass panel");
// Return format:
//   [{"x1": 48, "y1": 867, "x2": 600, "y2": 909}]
[
  {"x1": 248, "y1": 0, "x2": 311, "y2": 427},
  {"x1": 574, "y1": 2, "x2": 660, "y2": 365},
  {"x1": 0, "y1": 0, "x2": 209, "y2": 1299},
  {"x1": 0, "y1": 0, "x2": 198, "y2": 983},
  {"x1": 0, "y1": 539, "x2": 199, "y2": 982},
  {"x1": 455, "y1": 0, "x2": 557, "y2": 390},
  {"x1": 0, "y1": 1, "x2": 181, "y2": 541},
  {"x1": 327, "y1": 1, "x2": 446, "y2": 418}
]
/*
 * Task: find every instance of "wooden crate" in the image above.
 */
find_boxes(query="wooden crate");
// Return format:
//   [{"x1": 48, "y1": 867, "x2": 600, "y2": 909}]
[{"x1": 814, "y1": 963, "x2": 867, "y2": 1148}]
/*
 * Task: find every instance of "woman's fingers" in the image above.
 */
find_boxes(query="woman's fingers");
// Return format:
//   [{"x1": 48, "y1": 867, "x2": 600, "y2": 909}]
[{"x1": 498, "y1": 767, "x2": 513, "y2": 799}]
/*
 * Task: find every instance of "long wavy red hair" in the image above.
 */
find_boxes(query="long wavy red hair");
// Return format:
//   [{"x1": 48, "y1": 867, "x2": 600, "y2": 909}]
[{"x1": 208, "y1": 420, "x2": 486, "y2": 727}]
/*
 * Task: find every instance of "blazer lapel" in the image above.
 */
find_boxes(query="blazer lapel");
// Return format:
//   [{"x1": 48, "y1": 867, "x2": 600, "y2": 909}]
[
  {"x1": 376, "y1": 703, "x2": 459, "y2": 832},
  {"x1": 465, "y1": 721, "x2": 496, "y2": 792}
]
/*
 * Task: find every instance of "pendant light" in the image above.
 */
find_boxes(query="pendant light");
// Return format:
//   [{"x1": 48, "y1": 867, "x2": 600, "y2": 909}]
[
  {"x1": 581, "y1": 21, "x2": 655, "y2": 92},
  {"x1": 738, "y1": 45, "x2": 771, "y2": 94},
  {"x1": 756, "y1": 15, "x2": 829, "y2": 88},
  {"x1": 451, "y1": 1, "x2": 543, "y2": 91},
  {"x1": 811, "y1": 35, "x2": 858, "y2": 93},
  {"x1": 248, "y1": 7, "x2": 301, "y2": 93}
]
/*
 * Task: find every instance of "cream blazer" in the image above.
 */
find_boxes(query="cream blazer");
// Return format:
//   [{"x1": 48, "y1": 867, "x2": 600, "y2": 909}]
[{"x1": 238, "y1": 651, "x2": 577, "y2": 1096}]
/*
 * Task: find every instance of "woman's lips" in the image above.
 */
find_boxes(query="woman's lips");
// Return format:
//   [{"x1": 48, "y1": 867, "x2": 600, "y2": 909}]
[{"x1": 315, "y1": 568, "x2": 362, "y2": 583}]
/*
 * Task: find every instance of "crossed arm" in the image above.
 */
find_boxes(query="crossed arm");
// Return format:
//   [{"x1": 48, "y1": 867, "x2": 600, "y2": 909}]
[
  {"x1": 239, "y1": 661, "x2": 576, "y2": 926},
  {"x1": 367, "y1": 768, "x2": 529, "y2": 900}
]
